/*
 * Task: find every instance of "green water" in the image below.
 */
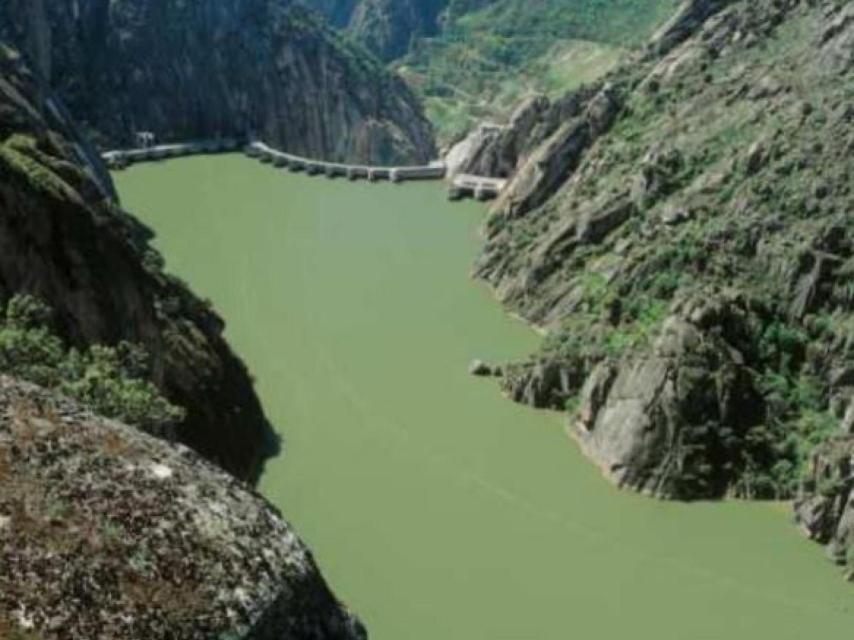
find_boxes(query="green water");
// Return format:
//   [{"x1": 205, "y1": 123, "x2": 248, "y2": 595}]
[{"x1": 116, "y1": 155, "x2": 852, "y2": 640}]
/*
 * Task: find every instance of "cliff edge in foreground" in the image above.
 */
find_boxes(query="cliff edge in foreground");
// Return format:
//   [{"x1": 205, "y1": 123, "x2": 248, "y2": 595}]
[{"x1": 0, "y1": 376, "x2": 366, "y2": 639}]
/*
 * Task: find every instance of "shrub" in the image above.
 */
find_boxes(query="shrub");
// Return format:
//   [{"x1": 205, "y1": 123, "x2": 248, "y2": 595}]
[{"x1": 0, "y1": 295, "x2": 184, "y2": 434}]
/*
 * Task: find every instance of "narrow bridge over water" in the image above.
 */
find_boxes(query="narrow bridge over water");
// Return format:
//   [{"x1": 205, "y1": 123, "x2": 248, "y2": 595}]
[{"x1": 102, "y1": 138, "x2": 505, "y2": 201}]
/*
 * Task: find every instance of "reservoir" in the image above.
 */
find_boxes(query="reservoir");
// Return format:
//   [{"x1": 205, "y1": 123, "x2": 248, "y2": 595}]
[{"x1": 116, "y1": 155, "x2": 853, "y2": 640}]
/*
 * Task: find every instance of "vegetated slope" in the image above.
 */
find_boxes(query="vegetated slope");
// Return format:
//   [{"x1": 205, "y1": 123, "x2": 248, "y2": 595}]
[
  {"x1": 402, "y1": 0, "x2": 681, "y2": 143},
  {"x1": 0, "y1": 376, "x2": 366, "y2": 640},
  {"x1": 0, "y1": 44, "x2": 272, "y2": 481},
  {"x1": 301, "y1": 0, "x2": 449, "y2": 59},
  {"x1": 458, "y1": 0, "x2": 854, "y2": 576},
  {"x1": 0, "y1": 0, "x2": 435, "y2": 164},
  {"x1": 303, "y1": 0, "x2": 680, "y2": 144},
  {"x1": 342, "y1": 0, "x2": 449, "y2": 62}
]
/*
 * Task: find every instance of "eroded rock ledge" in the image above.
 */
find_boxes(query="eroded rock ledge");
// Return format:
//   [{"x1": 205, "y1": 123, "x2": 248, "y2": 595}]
[{"x1": 0, "y1": 376, "x2": 366, "y2": 639}]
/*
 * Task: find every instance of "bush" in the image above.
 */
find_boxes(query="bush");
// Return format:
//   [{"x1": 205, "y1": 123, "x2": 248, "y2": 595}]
[{"x1": 0, "y1": 295, "x2": 184, "y2": 433}]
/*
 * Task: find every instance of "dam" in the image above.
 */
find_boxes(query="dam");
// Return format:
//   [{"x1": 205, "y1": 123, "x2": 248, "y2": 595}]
[
  {"x1": 102, "y1": 139, "x2": 242, "y2": 168},
  {"x1": 244, "y1": 141, "x2": 447, "y2": 184},
  {"x1": 103, "y1": 137, "x2": 506, "y2": 201}
]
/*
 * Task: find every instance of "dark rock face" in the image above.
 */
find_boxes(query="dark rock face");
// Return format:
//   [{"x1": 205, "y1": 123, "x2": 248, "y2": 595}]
[
  {"x1": 0, "y1": 45, "x2": 270, "y2": 481},
  {"x1": 0, "y1": 376, "x2": 366, "y2": 639},
  {"x1": 348, "y1": 0, "x2": 448, "y2": 62},
  {"x1": 303, "y1": 0, "x2": 449, "y2": 61},
  {"x1": 646, "y1": 0, "x2": 736, "y2": 56},
  {"x1": 501, "y1": 359, "x2": 582, "y2": 410},
  {"x1": 795, "y1": 437, "x2": 854, "y2": 580},
  {"x1": 1, "y1": 0, "x2": 436, "y2": 164}
]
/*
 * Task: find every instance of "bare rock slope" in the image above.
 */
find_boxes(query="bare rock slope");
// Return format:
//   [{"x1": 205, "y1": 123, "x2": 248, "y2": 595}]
[{"x1": 0, "y1": 44, "x2": 270, "y2": 480}]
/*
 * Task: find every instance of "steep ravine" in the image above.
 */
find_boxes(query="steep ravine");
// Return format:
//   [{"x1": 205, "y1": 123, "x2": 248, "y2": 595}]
[
  {"x1": 0, "y1": 44, "x2": 367, "y2": 638},
  {"x1": 0, "y1": 44, "x2": 271, "y2": 481},
  {"x1": 456, "y1": 0, "x2": 854, "y2": 578},
  {"x1": 1, "y1": 0, "x2": 436, "y2": 165}
]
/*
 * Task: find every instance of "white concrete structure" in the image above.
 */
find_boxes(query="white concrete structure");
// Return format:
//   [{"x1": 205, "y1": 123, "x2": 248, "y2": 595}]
[
  {"x1": 102, "y1": 138, "x2": 241, "y2": 169},
  {"x1": 448, "y1": 174, "x2": 507, "y2": 201},
  {"x1": 246, "y1": 141, "x2": 447, "y2": 184}
]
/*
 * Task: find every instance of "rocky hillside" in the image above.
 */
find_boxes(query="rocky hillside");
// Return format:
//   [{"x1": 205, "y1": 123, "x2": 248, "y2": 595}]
[
  {"x1": 302, "y1": 0, "x2": 448, "y2": 61},
  {"x1": 306, "y1": 0, "x2": 679, "y2": 143},
  {"x1": 1, "y1": 0, "x2": 435, "y2": 165},
  {"x1": 0, "y1": 376, "x2": 366, "y2": 640},
  {"x1": 458, "y1": 0, "x2": 853, "y2": 573},
  {"x1": 0, "y1": 44, "x2": 272, "y2": 481},
  {"x1": 306, "y1": 0, "x2": 448, "y2": 62}
]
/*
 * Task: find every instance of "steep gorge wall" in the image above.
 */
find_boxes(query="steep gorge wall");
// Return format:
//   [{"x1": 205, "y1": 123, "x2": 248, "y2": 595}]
[
  {"x1": 0, "y1": 44, "x2": 271, "y2": 481},
  {"x1": 1, "y1": 0, "x2": 436, "y2": 164},
  {"x1": 458, "y1": 0, "x2": 854, "y2": 576}
]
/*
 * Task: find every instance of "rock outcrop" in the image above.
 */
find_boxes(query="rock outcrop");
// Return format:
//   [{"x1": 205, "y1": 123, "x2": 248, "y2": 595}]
[
  {"x1": 445, "y1": 96, "x2": 552, "y2": 178},
  {"x1": 574, "y1": 295, "x2": 764, "y2": 499},
  {"x1": 1, "y1": 0, "x2": 436, "y2": 164},
  {"x1": 0, "y1": 44, "x2": 271, "y2": 480},
  {"x1": 0, "y1": 375, "x2": 366, "y2": 639},
  {"x1": 302, "y1": 0, "x2": 449, "y2": 61},
  {"x1": 347, "y1": 0, "x2": 448, "y2": 62},
  {"x1": 488, "y1": 83, "x2": 622, "y2": 221},
  {"x1": 795, "y1": 436, "x2": 854, "y2": 580}
]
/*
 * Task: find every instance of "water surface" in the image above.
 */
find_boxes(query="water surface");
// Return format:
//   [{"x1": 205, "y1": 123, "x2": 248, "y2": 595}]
[{"x1": 116, "y1": 155, "x2": 853, "y2": 640}]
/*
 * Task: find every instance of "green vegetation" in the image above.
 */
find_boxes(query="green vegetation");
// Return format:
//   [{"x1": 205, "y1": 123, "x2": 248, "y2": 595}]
[
  {"x1": 736, "y1": 323, "x2": 840, "y2": 499},
  {"x1": 0, "y1": 295, "x2": 184, "y2": 433},
  {"x1": 398, "y1": 0, "x2": 679, "y2": 142},
  {"x1": 542, "y1": 270, "x2": 672, "y2": 364},
  {"x1": 0, "y1": 134, "x2": 81, "y2": 203}
]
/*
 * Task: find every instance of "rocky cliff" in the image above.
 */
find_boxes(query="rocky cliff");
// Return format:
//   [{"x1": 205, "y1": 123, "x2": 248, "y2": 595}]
[
  {"x1": 303, "y1": 0, "x2": 449, "y2": 61},
  {"x1": 1, "y1": 0, "x2": 435, "y2": 164},
  {"x1": 458, "y1": 0, "x2": 853, "y2": 572},
  {"x1": 795, "y1": 435, "x2": 854, "y2": 580},
  {"x1": 0, "y1": 44, "x2": 272, "y2": 481},
  {"x1": 0, "y1": 375, "x2": 366, "y2": 639}
]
